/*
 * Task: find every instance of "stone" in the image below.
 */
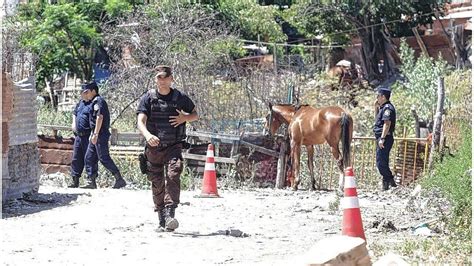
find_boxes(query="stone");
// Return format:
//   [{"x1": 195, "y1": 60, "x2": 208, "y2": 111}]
[{"x1": 302, "y1": 235, "x2": 371, "y2": 266}]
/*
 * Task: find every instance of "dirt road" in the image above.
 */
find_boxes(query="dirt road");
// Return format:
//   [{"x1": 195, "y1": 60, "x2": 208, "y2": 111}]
[{"x1": 1, "y1": 183, "x2": 447, "y2": 265}]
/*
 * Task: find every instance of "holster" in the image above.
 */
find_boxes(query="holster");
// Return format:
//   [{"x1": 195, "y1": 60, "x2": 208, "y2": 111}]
[{"x1": 138, "y1": 153, "x2": 148, "y2": 174}]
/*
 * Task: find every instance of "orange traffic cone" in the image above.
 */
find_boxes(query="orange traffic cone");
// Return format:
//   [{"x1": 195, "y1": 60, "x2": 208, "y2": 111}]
[
  {"x1": 341, "y1": 167, "x2": 366, "y2": 240},
  {"x1": 199, "y1": 144, "x2": 220, "y2": 198}
]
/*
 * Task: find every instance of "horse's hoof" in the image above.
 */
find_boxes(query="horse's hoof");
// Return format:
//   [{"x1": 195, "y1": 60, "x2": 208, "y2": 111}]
[
  {"x1": 292, "y1": 187, "x2": 298, "y2": 191},
  {"x1": 310, "y1": 186, "x2": 316, "y2": 191}
]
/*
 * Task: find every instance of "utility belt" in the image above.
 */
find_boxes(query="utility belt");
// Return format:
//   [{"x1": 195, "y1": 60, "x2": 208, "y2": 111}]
[
  {"x1": 74, "y1": 130, "x2": 91, "y2": 137},
  {"x1": 153, "y1": 140, "x2": 191, "y2": 151}
]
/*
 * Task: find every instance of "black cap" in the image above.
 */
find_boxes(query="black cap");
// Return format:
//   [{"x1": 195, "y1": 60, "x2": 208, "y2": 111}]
[
  {"x1": 155, "y1": 65, "x2": 172, "y2": 78},
  {"x1": 377, "y1": 87, "x2": 391, "y2": 97},
  {"x1": 81, "y1": 82, "x2": 98, "y2": 93}
]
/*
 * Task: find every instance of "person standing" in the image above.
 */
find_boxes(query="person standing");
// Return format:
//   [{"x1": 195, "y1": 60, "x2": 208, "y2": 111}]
[
  {"x1": 68, "y1": 88, "x2": 92, "y2": 188},
  {"x1": 373, "y1": 86, "x2": 397, "y2": 191},
  {"x1": 81, "y1": 82, "x2": 127, "y2": 189},
  {"x1": 136, "y1": 65, "x2": 198, "y2": 232}
]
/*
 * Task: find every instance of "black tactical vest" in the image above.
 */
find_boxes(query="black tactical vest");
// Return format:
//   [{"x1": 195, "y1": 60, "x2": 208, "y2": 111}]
[{"x1": 146, "y1": 89, "x2": 186, "y2": 148}]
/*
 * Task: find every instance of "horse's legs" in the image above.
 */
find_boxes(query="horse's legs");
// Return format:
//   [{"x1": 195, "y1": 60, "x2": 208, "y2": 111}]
[
  {"x1": 306, "y1": 145, "x2": 316, "y2": 190},
  {"x1": 291, "y1": 141, "x2": 302, "y2": 191},
  {"x1": 330, "y1": 146, "x2": 345, "y2": 192}
]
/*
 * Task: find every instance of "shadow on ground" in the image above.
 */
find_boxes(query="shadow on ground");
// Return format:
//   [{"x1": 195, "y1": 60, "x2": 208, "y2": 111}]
[{"x1": 2, "y1": 191, "x2": 87, "y2": 218}]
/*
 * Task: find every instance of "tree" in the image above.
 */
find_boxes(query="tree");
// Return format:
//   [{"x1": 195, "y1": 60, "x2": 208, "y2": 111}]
[
  {"x1": 17, "y1": 3, "x2": 100, "y2": 106},
  {"x1": 289, "y1": 0, "x2": 447, "y2": 82}
]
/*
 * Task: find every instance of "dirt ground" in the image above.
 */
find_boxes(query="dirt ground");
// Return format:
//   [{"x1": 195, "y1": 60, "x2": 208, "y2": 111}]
[{"x1": 2, "y1": 175, "x2": 451, "y2": 265}]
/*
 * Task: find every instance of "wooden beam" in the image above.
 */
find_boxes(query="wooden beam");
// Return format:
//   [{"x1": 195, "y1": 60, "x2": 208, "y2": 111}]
[
  {"x1": 187, "y1": 131, "x2": 241, "y2": 143},
  {"x1": 240, "y1": 140, "x2": 279, "y2": 158},
  {"x1": 412, "y1": 27, "x2": 430, "y2": 57},
  {"x1": 182, "y1": 153, "x2": 237, "y2": 164}
]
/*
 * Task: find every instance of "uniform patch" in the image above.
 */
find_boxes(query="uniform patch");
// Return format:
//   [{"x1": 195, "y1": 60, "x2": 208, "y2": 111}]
[
  {"x1": 93, "y1": 104, "x2": 99, "y2": 111},
  {"x1": 383, "y1": 109, "x2": 391, "y2": 116}
]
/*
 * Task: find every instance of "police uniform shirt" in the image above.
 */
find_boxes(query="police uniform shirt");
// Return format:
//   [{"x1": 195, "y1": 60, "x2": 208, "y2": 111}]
[
  {"x1": 136, "y1": 88, "x2": 195, "y2": 118},
  {"x1": 90, "y1": 95, "x2": 111, "y2": 135},
  {"x1": 73, "y1": 100, "x2": 91, "y2": 133},
  {"x1": 373, "y1": 101, "x2": 396, "y2": 135}
]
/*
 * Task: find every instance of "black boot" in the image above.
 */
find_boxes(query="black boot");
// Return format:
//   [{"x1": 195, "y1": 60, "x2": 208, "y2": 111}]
[
  {"x1": 164, "y1": 207, "x2": 179, "y2": 231},
  {"x1": 382, "y1": 181, "x2": 389, "y2": 191},
  {"x1": 81, "y1": 174, "x2": 97, "y2": 189},
  {"x1": 68, "y1": 176, "x2": 80, "y2": 188},
  {"x1": 389, "y1": 178, "x2": 397, "y2": 188},
  {"x1": 156, "y1": 209, "x2": 166, "y2": 232},
  {"x1": 112, "y1": 172, "x2": 126, "y2": 189}
]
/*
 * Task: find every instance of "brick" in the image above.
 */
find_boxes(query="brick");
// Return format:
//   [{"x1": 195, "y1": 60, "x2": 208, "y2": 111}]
[
  {"x1": 40, "y1": 148, "x2": 73, "y2": 165},
  {"x1": 38, "y1": 135, "x2": 75, "y2": 150}
]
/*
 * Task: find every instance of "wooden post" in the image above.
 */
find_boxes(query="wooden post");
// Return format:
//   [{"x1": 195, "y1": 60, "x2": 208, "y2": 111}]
[
  {"x1": 275, "y1": 142, "x2": 287, "y2": 189},
  {"x1": 110, "y1": 128, "x2": 118, "y2": 145},
  {"x1": 412, "y1": 27, "x2": 429, "y2": 57},
  {"x1": 273, "y1": 43, "x2": 278, "y2": 75},
  {"x1": 428, "y1": 76, "x2": 445, "y2": 171}
]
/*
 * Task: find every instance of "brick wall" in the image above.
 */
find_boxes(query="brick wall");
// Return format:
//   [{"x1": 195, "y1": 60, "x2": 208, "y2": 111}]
[
  {"x1": 2, "y1": 73, "x2": 40, "y2": 202},
  {"x1": 2, "y1": 72, "x2": 13, "y2": 155},
  {"x1": 38, "y1": 135, "x2": 74, "y2": 174}
]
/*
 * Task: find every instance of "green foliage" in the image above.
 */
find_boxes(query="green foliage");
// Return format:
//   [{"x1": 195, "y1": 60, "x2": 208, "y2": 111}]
[
  {"x1": 104, "y1": 0, "x2": 133, "y2": 19},
  {"x1": 282, "y1": 0, "x2": 351, "y2": 44},
  {"x1": 37, "y1": 104, "x2": 73, "y2": 127},
  {"x1": 393, "y1": 39, "x2": 449, "y2": 133},
  {"x1": 18, "y1": 3, "x2": 101, "y2": 85},
  {"x1": 209, "y1": 38, "x2": 247, "y2": 59},
  {"x1": 423, "y1": 125, "x2": 471, "y2": 239},
  {"x1": 217, "y1": 0, "x2": 286, "y2": 42}
]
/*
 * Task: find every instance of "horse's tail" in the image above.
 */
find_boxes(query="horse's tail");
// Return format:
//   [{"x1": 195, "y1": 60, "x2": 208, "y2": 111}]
[{"x1": 340, "y1": 112, "x2": 352, "y2": 168}]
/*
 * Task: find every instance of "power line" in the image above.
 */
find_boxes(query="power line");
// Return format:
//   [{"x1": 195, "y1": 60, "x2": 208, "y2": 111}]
[{"x1": 286, "y1": 11, "x2": 437, "y2": 45}]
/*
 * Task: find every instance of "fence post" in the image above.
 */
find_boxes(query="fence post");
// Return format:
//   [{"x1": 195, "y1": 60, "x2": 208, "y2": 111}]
[
  {"x1": 275, "y1": 142, "x2": 287, "y2": 189},
  {"x1": 110, "y1": 128, "x2": 118, "y2": 145},
  {"x1": 428, "y1": 76, "x2": 445, "y2": 171}
]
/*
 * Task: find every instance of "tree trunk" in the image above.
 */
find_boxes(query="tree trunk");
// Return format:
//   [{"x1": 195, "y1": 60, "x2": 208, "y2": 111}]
[
  {"x1": 44, "y1": 78, "x2": 57, "y2": 109},
  {"x1": 357, "y1": 26, "x2": 396, "y2": 83},
  {"x1": 411, "y1": 107, "x2": 420, "y2": 138},
  {"x1": 428, "y1": 76, "x2": 445, "y2": 170}
]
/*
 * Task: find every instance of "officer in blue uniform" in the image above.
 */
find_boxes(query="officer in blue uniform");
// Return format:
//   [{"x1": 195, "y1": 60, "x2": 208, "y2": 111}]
[
  {"x1": 373, "y1": 86, "x2": 397, "y2": 191},
  {"x1": 81, "y1": 82, "x2": 127, "y2": 189},
  {"x1": 68, "y1": 88, "x2": 92, "y2": 188}
]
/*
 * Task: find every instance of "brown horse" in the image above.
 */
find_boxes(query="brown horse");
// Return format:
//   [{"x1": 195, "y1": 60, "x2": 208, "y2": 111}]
[{"x1": 266, "y1": 103, "x2": 353, "y2": 190}]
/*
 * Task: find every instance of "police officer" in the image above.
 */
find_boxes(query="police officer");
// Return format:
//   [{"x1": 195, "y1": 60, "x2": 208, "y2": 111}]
[
  {"x1": 373, "y1": 86, "x2": 397, "y2": 191},
  {"x1": 81, "y1": 82, "x2": 127, "y2": 189},
  {"x1": 136, "y1": 65, "x2": 198, "y2": 232},
  {"x1": 68, "y1": 88, "x2": 92, "y2": 188}
]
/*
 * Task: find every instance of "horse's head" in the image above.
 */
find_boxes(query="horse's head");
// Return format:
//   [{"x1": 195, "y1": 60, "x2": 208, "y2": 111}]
[{"x1": 265, "y1": 102, "x2": 294, "y2": 136}]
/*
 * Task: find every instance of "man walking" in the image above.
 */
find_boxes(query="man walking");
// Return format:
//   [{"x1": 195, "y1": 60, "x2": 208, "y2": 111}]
[
  {"x1": 69, "y1": 88, "x2": 92, "y2": 188},
  {"x1": 81, "y1": 82, "x2": 127, "y2": 189},
  {"x1": 136, "y1": 65, "x2": 198, "y2": 232},
  {"x1": 373, "y1": 86, "x2": 397, "y2": 191}
]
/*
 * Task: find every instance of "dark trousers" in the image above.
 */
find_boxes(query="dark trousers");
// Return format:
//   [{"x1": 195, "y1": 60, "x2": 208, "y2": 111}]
[
  {"x1": 85, "y1": 133, "x2": 120, "y2": 177},
  {"x1": 145, "y1": 143, "x2": 183, "y2": 211},
  {"x1": 71, "y1": 135, "x2": 90, "y2": 177},
  {"x1": 376, "y1": 135, "x2": 394, "y2": 182}
]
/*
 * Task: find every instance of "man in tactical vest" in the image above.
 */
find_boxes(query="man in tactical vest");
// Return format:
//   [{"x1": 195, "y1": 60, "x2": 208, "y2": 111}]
[
  {"x1": 137, "y1": 65, "x2": 198, "y2": 232},
  {"x1": 81, "y1": 82, "x2": 127, "y2": 189},
  {"x1": 69, "y1": 87, "x2": 92, "y2": 188}
]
